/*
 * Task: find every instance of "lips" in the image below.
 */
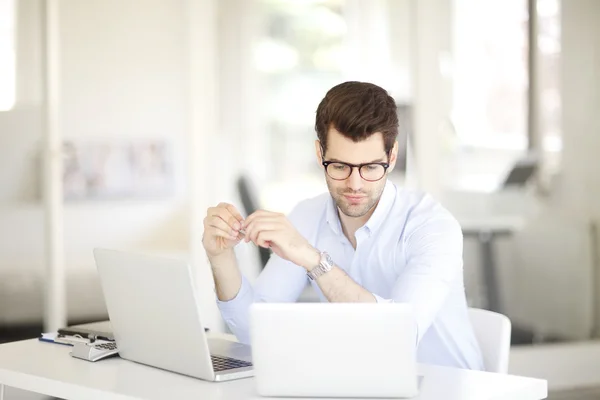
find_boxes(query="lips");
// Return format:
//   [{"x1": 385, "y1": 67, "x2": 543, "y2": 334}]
[{"x1": 344, "y1": 195, "x2": 366, "y2": 203}]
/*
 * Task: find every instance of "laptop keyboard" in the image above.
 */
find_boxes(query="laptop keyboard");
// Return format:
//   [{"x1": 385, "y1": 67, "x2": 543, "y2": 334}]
[{"x1": 211, "y1": 354, "x2": 253, "y2": 372}]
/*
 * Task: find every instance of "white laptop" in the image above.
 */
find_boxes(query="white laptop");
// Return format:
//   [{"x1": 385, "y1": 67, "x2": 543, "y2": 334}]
[
  {"x1": 92, "y1": 248, "x2": 253, "y2": 382},
  {"x1": 250, "y1": 302, "x2": 419, "y2": 398}
]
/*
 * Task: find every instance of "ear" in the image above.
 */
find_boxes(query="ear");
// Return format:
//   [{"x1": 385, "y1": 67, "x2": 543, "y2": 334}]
[
  {"x1": 315, "y1": 140, "x2": 324, "y2": 166},
  {"x1": 387, "y1": 141, "x2": 399, "y2": 173}
]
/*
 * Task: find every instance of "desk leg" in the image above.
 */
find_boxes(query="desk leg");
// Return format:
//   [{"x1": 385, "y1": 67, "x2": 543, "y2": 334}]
[
  {"x1": 479, "y1": 231, "x2": 501, "y2": 313},
  {"x1": 0, "y1": 383, "x2": 4, "y2": 400}
]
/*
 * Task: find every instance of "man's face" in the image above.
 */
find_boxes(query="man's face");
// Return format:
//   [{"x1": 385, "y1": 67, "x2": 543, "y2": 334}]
[{"x1": 316, "y1": 127, "x2": 397, "y2": 218}]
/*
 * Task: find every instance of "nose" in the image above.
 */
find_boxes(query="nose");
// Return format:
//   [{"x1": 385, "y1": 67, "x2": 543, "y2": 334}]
[{"x1": 346, "y1": 167, "x2": 364, "y2": 191}]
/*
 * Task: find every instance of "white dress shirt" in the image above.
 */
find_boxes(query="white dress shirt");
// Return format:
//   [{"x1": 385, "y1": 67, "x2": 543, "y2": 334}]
[{"x1": 217, "y1": 180, "x2": 484, "y2": 370}]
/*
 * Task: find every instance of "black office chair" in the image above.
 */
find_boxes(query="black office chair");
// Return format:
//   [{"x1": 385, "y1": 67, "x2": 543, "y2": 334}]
[
  {"x1": 236, "y1": 175, "x2": 271, "y2": 269},
  {"x1": 502, "y1": 156, "x2": 538, "y2": 188}
]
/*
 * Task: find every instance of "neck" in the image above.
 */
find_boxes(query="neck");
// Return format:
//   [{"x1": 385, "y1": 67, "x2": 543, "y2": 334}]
[{"x1": 338, "y1": 201, "x2": 378, "y2": 246}]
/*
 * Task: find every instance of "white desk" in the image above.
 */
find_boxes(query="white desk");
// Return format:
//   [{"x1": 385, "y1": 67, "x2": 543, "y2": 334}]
[{"x1": 0, "y1": 337, "x2": 547, "y2": 400}]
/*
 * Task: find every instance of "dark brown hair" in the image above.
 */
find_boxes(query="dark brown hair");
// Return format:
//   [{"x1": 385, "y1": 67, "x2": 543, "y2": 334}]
[{"x1": 315, "y1": 81, "x2": 398, "y2": 154}]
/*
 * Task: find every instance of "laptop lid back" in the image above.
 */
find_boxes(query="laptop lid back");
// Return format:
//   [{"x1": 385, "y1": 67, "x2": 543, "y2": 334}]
[
  {"x1": 93, "y1": 248, "x2": 215, "y2": 380},
  {"x1": 250, "y1": 302, "x2": 418, "y2": 398}
]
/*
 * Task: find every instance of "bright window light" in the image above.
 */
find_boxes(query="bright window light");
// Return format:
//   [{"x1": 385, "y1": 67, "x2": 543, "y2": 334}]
[{"x1": 0, "y1": 0, "x2": 15, "y2": 111}]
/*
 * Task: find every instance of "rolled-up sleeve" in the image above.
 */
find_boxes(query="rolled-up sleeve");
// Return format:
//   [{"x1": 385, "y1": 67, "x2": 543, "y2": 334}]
[
  {"x1": 216, "y1": 254, "x2": 308, "y2": 344},
  {"x1": 372, "y1": 216, "x2": 463, "y2": 343},
  {"x1": 215, "y1": 202, "x2": 317, "y2": 343},
  {"x1": 216, "y1": 274, "x2": 254, "y2": 340}
]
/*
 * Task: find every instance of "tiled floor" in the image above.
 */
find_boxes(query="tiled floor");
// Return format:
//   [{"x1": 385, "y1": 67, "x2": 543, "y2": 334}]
[
  {"x1": 549, "y1": 387, "x2": 600, "y2": 399},
  {"x1": 0, "y1": 325, "x2": 42, "y2": 345},
  {"x1": 1, "y1": 387, "x2": 53, "y2": 400}
]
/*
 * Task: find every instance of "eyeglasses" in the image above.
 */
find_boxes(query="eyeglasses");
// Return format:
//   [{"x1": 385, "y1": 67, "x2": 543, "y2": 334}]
[{"x1": 322, "y1": 160, "x2": 390, "y2": 181}]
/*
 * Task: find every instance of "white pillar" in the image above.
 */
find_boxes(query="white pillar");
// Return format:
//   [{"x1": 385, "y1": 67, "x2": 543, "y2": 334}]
[
  {"x1": 559, "y1": 0, "x2": 600, "y2": 337},
  {"x1": 408, "y1": 0, "x2": 453, "y2": 198},
  {"x1": 43, "y1": 0, "x2": 66, "y2": 333},
  {"x1": 218, "y1": 0, "x2": 261, "y2": 190},
  {"x1": 187, "y1": 0, "x2": 223, "y2": 332},
  {"x1": 558, "y1": 0, "x2": 600, "y2": 217}
]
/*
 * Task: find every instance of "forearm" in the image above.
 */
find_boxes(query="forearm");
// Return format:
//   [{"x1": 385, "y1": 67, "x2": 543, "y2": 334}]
[
  {"x1": 315, "y1": 265, "x2": 376, "y2": 303},
  {"x1": 209, "y1": 250, "x2": 242, "y2": 301},
  {"x1": 296, "y1": 247, "x2": 375, "y2": 303}
]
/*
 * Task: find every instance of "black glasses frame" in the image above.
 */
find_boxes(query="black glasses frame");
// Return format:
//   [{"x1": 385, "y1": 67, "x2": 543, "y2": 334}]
[{"x1": 321, "y1": 160, "x2": 390, "y2": 181}]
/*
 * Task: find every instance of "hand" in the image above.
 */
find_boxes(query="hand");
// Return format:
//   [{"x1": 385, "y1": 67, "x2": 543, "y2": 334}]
[
  {"x1": 202, "y1": 203, "x2": 245, "y2": 259},
  {"x1": 242, "y1": 210, "x2": 320, "y2": 270}
]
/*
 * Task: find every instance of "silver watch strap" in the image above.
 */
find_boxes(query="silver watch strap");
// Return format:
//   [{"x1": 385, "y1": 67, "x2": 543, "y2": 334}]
[
  {"x1": 307, "y1": 252, "x2": 333, "y2": 280},
  {"x1": 307, "y1": 264, "x2": 326, "y2": 281}
]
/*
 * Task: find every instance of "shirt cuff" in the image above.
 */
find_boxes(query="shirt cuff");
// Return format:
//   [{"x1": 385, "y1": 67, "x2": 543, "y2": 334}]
[
  {"x1": 373, "y1": 293, "x2": 393, "y2": 303},
  {"x1": 371, "y1": 294, "x2": 419, "y2": 344}
]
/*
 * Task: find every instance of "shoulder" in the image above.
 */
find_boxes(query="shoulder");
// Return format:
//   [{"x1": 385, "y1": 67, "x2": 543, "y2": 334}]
[
  {"x1": 395, "y1": 188, "x2": 462, "y2": 243},
  {"x1": 286, "y1": 192, "x2": 330, "y2": 229}
]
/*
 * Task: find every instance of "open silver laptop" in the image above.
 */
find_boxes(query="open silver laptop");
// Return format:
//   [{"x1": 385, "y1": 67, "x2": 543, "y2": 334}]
[
  {"x1": 250, "y1": 303, "x2": 419, "y2": 398},
  {"x1": 93, "y1": 248, "x2": 253, "y2": 382}
]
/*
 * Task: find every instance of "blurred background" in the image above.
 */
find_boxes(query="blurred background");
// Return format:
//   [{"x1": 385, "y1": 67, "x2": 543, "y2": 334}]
[{"x1": 0, "y1": 0, "x2": 599, "y2": 398}]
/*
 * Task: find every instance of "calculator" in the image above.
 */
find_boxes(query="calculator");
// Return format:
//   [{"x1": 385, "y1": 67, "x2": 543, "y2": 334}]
[{"x1": 70, "y1": 341, "x2": 119, "y2": 362}]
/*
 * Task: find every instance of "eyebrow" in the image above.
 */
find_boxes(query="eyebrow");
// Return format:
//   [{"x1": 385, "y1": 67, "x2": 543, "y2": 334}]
[{"x1": 326, "y1": 157, "x2": 387, "y2": 164}]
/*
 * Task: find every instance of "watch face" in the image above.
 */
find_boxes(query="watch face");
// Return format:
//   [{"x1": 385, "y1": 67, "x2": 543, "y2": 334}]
[
  {"x1": 323, "y1": 252, "x2": 333, "y2": 267},
  {"x1": 308, "y1": 252, "x2": 333, "y2": 280}
]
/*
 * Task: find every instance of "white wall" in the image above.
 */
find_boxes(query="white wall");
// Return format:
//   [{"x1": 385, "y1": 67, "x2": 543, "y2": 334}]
[
  {"x1": 557, "y1": 0, "x2": 600, "y2": 219},
  {"x1": 506, "y1": 0, "x2": 600, "y2": 340},
  {"x1": 0, "y1": 0, "x2": 261, "y2": 333},
  {"x1": 0, "y1": 0, "x2": 47, "y2": 324},
  {"x1": 409, "y1": 0, "x2": 452, "y2": 198},
  {"x1": 0, "y1": 0, "x2": 44, "y2": 203},
  {"x1": 59, "y1": 0, "x2": 190, "y2": 263},
  {"x1": 0, "y1": 0, "x2": 194, "y2": 324},
  {"x1": 555, "y1": 0, "x2": 600, "y2": 337}
]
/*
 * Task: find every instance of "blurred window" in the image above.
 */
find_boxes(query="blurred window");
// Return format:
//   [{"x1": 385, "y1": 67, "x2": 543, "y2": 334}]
[
  {"x1": 452, "y1": 0, "x2": 529, "y2": 151},
  {"x1": 447, "y1": 0, "x2": 560, "y2": 191},
  {"x1": 537, "y1": 0, "x2": 562, "y2": 176},
  {"x1": 253, "y1": 0, "x2": 347, "y2": 210},
  {"x1": 254, "y1": 0, "x2": 409, "y2": 210},
  {"x1": 0, "y1": 0, "x2": 15, "y2": 111},
  {"x1": 255, "y1": 0, "x2": 347, "y2": 182}
]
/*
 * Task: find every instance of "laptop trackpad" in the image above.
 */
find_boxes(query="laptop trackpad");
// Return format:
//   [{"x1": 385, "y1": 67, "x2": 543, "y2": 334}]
[{"x1": 208, "y1": 338, "x2": 253, "y2": 362}]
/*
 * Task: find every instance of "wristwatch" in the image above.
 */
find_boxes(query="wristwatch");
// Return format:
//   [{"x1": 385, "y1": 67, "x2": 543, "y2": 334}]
[{"x1": 307, "y1": 251, "x2": 334, "y2": 281}]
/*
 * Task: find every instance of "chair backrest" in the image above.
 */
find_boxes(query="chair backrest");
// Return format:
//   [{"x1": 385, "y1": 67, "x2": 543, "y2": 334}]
[
  {"x1": 468, "y1": 308, "x2": 512, "y2": 373},
  {"x1": 236, "y1": 175, "x2": 271, "y2": 269},
  {"x1": 236, "y1": 175, "x2": 258, "y2": 217}
]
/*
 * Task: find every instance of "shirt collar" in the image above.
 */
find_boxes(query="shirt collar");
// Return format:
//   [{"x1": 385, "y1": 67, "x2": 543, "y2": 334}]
[
  {"x1": 325, "y1": 193, "x2": 343, "y2": 235},
  {"x1": 325, "y1": 179, "x2": 397, "y2": 237},
  {"x1": 363, "y1": 179, "x2": 396, "y2": 236}
]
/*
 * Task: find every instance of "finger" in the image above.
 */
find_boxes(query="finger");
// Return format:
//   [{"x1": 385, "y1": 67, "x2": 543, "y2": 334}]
[
  {"x1": 243, "y1": 217, "x2": 282, "y2": 243},
  {"x1": 243, "y1": 216, "x2": 282, "y2": 230},
  {"x1": 243, "y1": 210, "x2": 281, "y2": 228},
  {"x1": 256, "y1": 230, "x2": 275, "y2": 248},
  {"x1": 218, "y1": 202, "x2": 244, "y2": 224},
  {"x1": 205, "y1": 216, "x2": 239, "y2": 238},
  {"x1": 244, "y1": 210, "x2": 277, "y2": 226},
  {"x1": 209, "y1": 207, "x2": 242, "y2": 231},
  {"x1": 245, "y1": 221, "x2": 282, "y2": 244},
  {"x1": 244, "y1": 218, "x2": 282, "y2": 243},
  {"x1": 205, "y1": 226, "x2": 239, "y2": 241}
]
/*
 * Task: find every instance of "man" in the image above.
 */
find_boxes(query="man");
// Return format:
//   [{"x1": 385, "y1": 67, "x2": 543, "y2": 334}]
[{"x1": 203, "y1": 81, "x2": 484, "y2": 370}]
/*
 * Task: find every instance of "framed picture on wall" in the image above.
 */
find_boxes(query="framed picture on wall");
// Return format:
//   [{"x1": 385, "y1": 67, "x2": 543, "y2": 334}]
[{"x1": 62, "y1": 139, "x2": 174, "y2": 200}]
